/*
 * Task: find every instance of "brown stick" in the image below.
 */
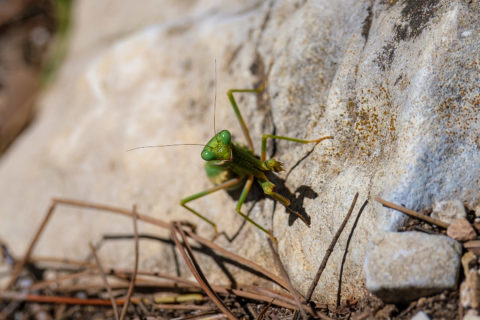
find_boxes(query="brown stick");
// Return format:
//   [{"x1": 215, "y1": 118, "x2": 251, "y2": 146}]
[
  {"x1": 5, "y1": 201, "x2": 56, "y2": 289},
  {"x1": 9, "y1": 198, "x2": 297, "y2": 314},
  {"x1": 54, "y1": 198, "x2": 289, "y2": 289},
  {"x1": 256, "y1": 300, "x2": 273, "y2": 320},
  {"x1": 30, "y1": 256, "x2": 96, "y2": 268},
  {"x1": 375, "y1": 197, "x2": 449, "y2": 229},
  {"x1": 336, "y1": 200, "x2": 368, "y2": 307},
  {"x1": 28, "y1": 256, "x2": 299, "y2": 311},
  {"x1": 30, "y1": 257, "x2": 199, "y2": 288},
  {"x1": 223, "y1": 288, "x2": 298, "y2": 310},
  {"x1": 89, "y1": 242, "x2": 120, "y2": 320},
  {"x1": 30, "y1": 270, "x2": 94, "y2": 291},
  {"x1": 1, "y1": 291, "x2": 207, "y2": 310},
  {"x1": 171, "y1": 223, "x2": 237, "y2": 320},
  {"x1": 184, "y1": 230, "x2": 289, "y2": 290},
  {"x1": 267, "y1": 239, "x2": 308, "y2": 319},
  {"x1": 305, "y1": 192, "x2": 359, "y2": 301},
  {"x1": 0, "y1": 291, "x2": 124, "y2": 306},
  {"x1": 53, "y1": 198, "x2": 170, "y2": 229},
  {"x1": 119, "y1": 205, "x2": 139, "y2": 320}
]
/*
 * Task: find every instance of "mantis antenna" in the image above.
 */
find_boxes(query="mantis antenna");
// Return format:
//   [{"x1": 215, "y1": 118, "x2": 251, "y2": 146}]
[
  {"x1": 126, "y1": 144, "x2": 204, "y2": 152},
  {"x1": 213, "y1": 59, "x2": 217, "y2": 136}
]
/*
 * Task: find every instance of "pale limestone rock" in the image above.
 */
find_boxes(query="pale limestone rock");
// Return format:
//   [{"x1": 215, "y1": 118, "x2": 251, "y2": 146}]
[
  {"x1": 432, "y1": 200, "x2": 467, "y2": 225},
  {"x1": 465, "y1": 310, "x2": 480, "y2": 320},
  {"x1": 0, "y1": 0, "x2": 479, "y2": 304},
  {"x1": 463, "y1": 251, "x2": 477, "y2": 277},
  {"x1": 461, "y1": 269, "x2": 480, "y2": 310},
  {"x1": 364, "y1": 232, "x2": 461, "y2": 303},
  {"x1": 411, "y1": 311, "x2": 430, "y2": 320},
  {"x1": 448, "y1": 218, "x2": 477, "y2": 241}
]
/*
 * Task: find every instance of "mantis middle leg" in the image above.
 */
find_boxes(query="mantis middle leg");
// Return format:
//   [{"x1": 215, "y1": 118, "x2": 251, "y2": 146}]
[{"x1": 180, "y1": 177, "x2": 243, "y2": 239}]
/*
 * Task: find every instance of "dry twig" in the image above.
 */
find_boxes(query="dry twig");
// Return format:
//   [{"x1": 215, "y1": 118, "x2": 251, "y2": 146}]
[
  {"x1": 185, "y1": 230, "x2": 289, "y2": 290},
  {"x1": 5, "y1": 198, "x2": 316, "y2": 317},
  {"x1": 267, "y1": 239, "x2": 308, "y2": 319},
  {"x1": 305, "y1": 192, "x2": 359, "y2": 301},
  {"x1": 5, "y1": 201, "x2": 56, "y2": 289},
  {"x1": 0, "y1": 291, "x2": 123, "y2": 306},
  {"x1": 89, "y1": 242, "x2": 120, "y2": 320},
  {"x1": 49, "y1": 199, "x2": 287, "y2": 289},
  {"x1": 119, "y1": 205, "x2": 140, "y2": 320},
  {"x1": 375, "y1": 197, "x2": 449, "y2": 228},
  {"x1": 336, "y1": 200, "x2": 368, "y2": 307},
  {"x1": 171, "y1": 223, "x2": 237, "y2": 320}
]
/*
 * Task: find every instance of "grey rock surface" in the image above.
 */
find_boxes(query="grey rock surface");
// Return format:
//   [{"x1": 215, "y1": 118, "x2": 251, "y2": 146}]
[
  {"x1": 411, "y1": 311, "x2": 430, "y2": 320},
  {"x1": 432, "y1": 200, "x2": 467, "y2": 225},
  {"x1": 364, "y1": 231, "x2": 462, "y2": 303},
  {"x1": 0, "y1": 0, "x2": 479, "y2": 303}
]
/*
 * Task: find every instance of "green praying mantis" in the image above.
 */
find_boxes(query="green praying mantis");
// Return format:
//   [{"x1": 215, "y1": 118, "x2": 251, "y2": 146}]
[{"x1": 132, "y1": 69, "x2": 332, "y2": 243}]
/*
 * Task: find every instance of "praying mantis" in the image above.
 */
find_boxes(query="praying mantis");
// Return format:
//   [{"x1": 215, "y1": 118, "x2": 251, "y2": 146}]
[
  {"x1": 131, "y1": 68, "x2": 332, "y2": 243},
  {"x1": 178, "y1": 72, "x2": 333, "y2": 243}
]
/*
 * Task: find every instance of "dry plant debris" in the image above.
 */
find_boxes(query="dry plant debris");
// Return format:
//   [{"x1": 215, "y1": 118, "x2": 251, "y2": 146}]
[
  {"x1": 0, "y1": 195, "x2": 367, "y2": 319},
  {"x1": 3, "y1": 195, "x2": 475, "y2": 319}
]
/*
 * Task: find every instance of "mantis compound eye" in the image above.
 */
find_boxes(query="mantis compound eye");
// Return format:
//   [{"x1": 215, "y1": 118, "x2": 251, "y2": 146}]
[
  {"x1": 219, "y1": 130, "x2": 231, "y2": 145},
  {"x1": 201, "y1": 149, "x2": 216, "y2": 161}
]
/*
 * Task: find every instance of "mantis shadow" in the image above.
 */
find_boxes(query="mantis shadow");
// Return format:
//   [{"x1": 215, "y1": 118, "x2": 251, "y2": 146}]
[{"x1": 220, "y1": 144, "x2": 320, "y2": 242}]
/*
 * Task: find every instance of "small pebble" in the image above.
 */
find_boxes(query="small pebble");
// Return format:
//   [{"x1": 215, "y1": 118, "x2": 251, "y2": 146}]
[
  {"x1": 447, "y1": 218, "x2": 477, "y2": 241},
  {"x1": 473, "y1": 221, "x2": 480, "y2": 233},
  {"x1": 417, "y1": 297, "x2": 427, "y2": 306},
  {"x1": 462, "y1": 252, "x2": 477, "y2": 276}
]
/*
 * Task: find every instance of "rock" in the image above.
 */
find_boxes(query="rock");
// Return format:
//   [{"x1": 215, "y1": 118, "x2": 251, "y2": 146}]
[
  {"x1": 465, "y1": 310, "x2": 480, "y2": 320},
  {"x1": 465, "y1": 241, "x2": 480, "y2": 256},
  {"x1": 432, "y1": 200, "x2": 467, "y2": 225},
  {"x1": 417, "y1": 296, "x2": 427, "y2": 307},
  {"x1": 0, "y1": 0, "x2": 479, "y2": 304},
  {"x1": 473, "y1": 221, "x2": 480, "y2": 233},
  {"x1": 364, "y1": 231, "x2": 461, "y2": 303},
  {"x1": 462, "y1": 251, "x2": 477, "y2": 277},
  {"x1": 411, "y1": 311, "x2": 430, "y2": 320},
  {"x1": 448, "y1": 218, "x2": 477, "y2": 241},
  {"x1": 374, "y1": 304, "x2": 397, "y2": 319},
  {"x1": 461, "y1": 269, "x2": 480, "y2": 309}
]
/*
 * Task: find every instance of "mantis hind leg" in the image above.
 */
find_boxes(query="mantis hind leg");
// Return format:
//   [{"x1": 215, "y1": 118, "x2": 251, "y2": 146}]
[
  {"x1": 259, "y1": 134, "x2": 333, "y2": 226},
  {"x1": 236, "y1": 174, "x2": 277, "y2": 244},
  {"x1": 180, "y1": 177, "x2": 243, "y2": 239},
  {"x1": 226, "y1": 66, "x2": 271, "y2": 152},
  {"x1": 261, "y1": 134, "x2": 333, "y2": 161}
]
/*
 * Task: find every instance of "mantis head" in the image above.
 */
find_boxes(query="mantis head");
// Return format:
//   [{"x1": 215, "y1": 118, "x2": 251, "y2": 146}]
[{"x1": 201, "y1": 130, "x2": 232, "y2": 161}]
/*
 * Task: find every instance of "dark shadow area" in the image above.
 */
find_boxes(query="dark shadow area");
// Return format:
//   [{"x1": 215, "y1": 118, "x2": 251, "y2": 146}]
[
  {"x1": 220, "y1": 172, "x2": 318, "y2": 236},
  {"x1": 218, "y1": 200, "x2": 259, "y2": 243},
  {"x1": 266, "y1": 172, "x2": 317, "y2": 226},
  {"x1": 219, "y1": 141, "x2": 321, "y2": 236}
]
